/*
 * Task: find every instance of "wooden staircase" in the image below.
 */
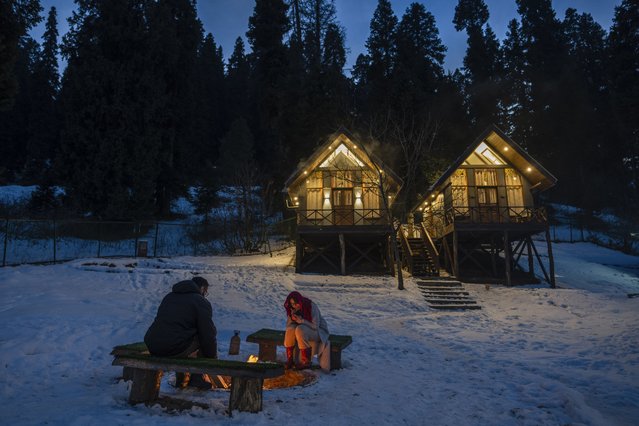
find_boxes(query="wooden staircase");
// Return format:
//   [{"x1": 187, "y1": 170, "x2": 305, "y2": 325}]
[
  {"x1": 405, "y1": 237, "x2": 438, "y2": 276},
  {"x1": 398, "y1": 224, "x2": 439, "y2": 277},
  {"x1": 416, "y1": 278, "x2": 481, "y2": 310}
]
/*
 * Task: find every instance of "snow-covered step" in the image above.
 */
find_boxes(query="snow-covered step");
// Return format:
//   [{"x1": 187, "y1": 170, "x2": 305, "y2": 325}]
[
  {"x1": 420, "y1": 290, "x2": 470, "y2": 296},
  {"x1": 415, "y1": 278, "x2": 481, "y2": 310},
  {"x1": 429, "y1": 304, "x2": 482, "y2": 310}
]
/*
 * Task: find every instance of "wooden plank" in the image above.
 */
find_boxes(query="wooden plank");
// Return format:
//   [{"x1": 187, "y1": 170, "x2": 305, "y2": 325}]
[
  {"x1": 111, "y1": 342, "x2": 149, "y2": 355},
  {"x1": 246, "y1": 329, "x2": 352, "y2": 350},
  {"x1": 112, "y1": 356, "x2": 284, "y2": 379}
]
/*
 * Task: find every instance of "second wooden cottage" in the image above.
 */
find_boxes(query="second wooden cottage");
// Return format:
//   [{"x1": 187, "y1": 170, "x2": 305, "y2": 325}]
[
  {"x1": 284, "y1": 130, "x2": 403, "y2": 275},
  {"x1": 410, "y1": 125, "x2": 557, "y2": 286}
]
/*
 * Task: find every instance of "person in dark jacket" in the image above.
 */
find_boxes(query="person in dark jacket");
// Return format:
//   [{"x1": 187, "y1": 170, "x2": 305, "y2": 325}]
[{"x1": 144, "y1": 277, "x2": 217, "y2": 389}]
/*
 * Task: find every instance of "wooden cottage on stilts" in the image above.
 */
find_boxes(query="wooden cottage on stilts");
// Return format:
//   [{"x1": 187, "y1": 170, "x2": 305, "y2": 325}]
[
  {"x1": 411, "y1": 125, "x2": 557, "y2": 286},
  {"x1": 284, "y1": 130, "x2": 403, "y2": 275}
]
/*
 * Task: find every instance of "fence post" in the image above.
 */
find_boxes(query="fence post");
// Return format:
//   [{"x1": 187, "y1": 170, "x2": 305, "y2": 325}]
[
  {"x1": 134, "y1": 223, "x2": 139, "y2": 258},
  {"x1": 569, "y1": 222, "x2": 573, "y2": 243},
  {"x1": 194, "y1": 225, "x2": 198, "y2": 257},
  {"x1": 97, "y1": 222, "x2": 102, "y2": 258},
  {"x1": 53, "y1": 218, "x2": 57, "y2": 263},
  {"x1": 153, "y1": 222, "x2": 159, "y2": 258},
  {"x1": 2, "y1": 219, "x2": 8, "y2": 267}
]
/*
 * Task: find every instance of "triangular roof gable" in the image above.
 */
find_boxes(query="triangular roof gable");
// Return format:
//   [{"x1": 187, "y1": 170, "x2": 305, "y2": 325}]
[
  {"x1": 283, "y1": 129, "x2": 402, "y2": 192},
  {"x1": 411, "y1": 124, "x2": 557, "y2": 212}
]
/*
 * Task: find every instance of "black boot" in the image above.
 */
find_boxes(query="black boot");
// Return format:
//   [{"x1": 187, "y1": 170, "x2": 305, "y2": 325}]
[
  {"x1": 188, "y1": 374, "x2": 212, "y2": 390},
  {"x1": 175, "y1": 372, "x2": 190, "y2": 388}
]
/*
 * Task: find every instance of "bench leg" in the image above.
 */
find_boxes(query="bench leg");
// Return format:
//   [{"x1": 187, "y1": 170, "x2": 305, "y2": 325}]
[
  {"x1": 122, "y1": 366, "x2": 135, "y2": 381},
  {"x1": 228, "y1": 377, "x2": 264, "y2": 413},
  {"x1": 128, "y1": 368, "x2": 163, "y2": 405},
  {"x1": 330, "y1": 349, "x2": 342, "y2": 370},
  {"x1": 258, "y1": 342, "x2": 277, "y2": 362}
]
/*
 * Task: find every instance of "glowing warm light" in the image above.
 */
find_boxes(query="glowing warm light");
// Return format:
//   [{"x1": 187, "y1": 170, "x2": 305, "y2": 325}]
[
  {"x1": 293, "y1": 196, "x2": 298, "y2": 200},
  {"x1": 431, "y1": 194, "x2": 435, "y2": 198},
  {"x1": 304, "y1": 171, "x2": 308, "y2": 175},
  {"x1": 504, "y1": 147, "x2": 509, "y2": 151},
  {"x1": 419, "y1": 207, "x2": 423, "y2": 211},
  {"x1": 247, "y1": 355, "x2": 259, "y2": 363},
  {"x1": 294, "y1": 202, "x2": 299, "y2": 206},
  {"x1": 526, "y1": 167, "x2": 532, "y2": 172}
]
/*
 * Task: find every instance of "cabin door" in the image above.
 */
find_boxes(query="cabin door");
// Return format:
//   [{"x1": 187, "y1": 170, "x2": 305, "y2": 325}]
[
  {"x1": 332, "y1": 189, "x2": 354, "y2": 225},
  {"x1": 477, "y1": 187, "x2": 499, "y2": 222}
]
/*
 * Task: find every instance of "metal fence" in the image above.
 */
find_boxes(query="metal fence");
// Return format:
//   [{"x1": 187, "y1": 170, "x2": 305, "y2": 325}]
[{"x1": 1, "y1": 217, "x2": 297, "y2": 267}]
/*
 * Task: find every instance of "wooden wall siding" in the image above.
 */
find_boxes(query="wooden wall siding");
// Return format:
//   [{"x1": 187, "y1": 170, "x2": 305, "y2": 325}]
[{"x1": 284, "y1": 131, "x2": 403, "y2": 229}]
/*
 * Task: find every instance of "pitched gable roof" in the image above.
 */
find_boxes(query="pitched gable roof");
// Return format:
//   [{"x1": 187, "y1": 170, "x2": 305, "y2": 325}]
[
  {"x1": 411, "y1": 124, "x2": 557, "y2": 212},
  {"x1": 283, "y1": 128, "x2": 403, "y2": 192}
]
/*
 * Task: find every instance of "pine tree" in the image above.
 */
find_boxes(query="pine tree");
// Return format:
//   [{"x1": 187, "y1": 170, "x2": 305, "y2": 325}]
[
  {"x1": 453, "y1": 0, "x2": 502, "y2": 129},
  {"x1": 363, "y1": 0, "x2": 397, "y2": 117},
  {"x1": 58, "y1": 0, "x2": 161, "y2": 219},
  {"x1": 25, "y1": 6, "x2": 60, "y2": 181},
  {"x1": 192, "y1": 33, "x2": 226, "y2": 174},
  {"x1": 145, "y1": 0, "x2": 204, "y2": 217},
  {"x1": 246, "y1": 0, "x2": 290, "y2": 182},
  {"x1": 515, "y1": 0, "x2": 567, "y2": 171},
  {"x1": 0, "y1": 0, "x2": 42, "y2": 110},
  {"x1": 390, "y1": 2, "x2": 447, "y2": 215},
  {"x1": 226, "y1": 37, "x2": 251, "y2": 123},
  {"x1": 0, "y1": 37, "x2": 39, "y2": 182},
  {"x1": 502, "y1": 19, "x2": 529, "y2": 145},
  {"x1": 607, "y1": 0, "x2": 639, "y2": 215},
  {"x1": 558, "y1": 8, "x2": 611, "y2": 209},
  {"x1": 394, "y1": 2, "x2": 446, "y2": 108}
]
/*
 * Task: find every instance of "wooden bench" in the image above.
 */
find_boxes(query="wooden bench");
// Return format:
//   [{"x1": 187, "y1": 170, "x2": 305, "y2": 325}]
[
  {"x1": 111, "y1": 342, "x2": 284, "y2": 414},
  {"x1": 246, "y1": 328, "x2": 352, "y2": 370}
]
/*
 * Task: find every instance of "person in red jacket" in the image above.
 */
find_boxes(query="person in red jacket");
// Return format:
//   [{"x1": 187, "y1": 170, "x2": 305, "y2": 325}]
[
  {"x1": 283, "y1": 291, "x2": 330, "y2": 370},
  {"x1": 144, "y1": 276, "x2": 217, "y2": 389}
]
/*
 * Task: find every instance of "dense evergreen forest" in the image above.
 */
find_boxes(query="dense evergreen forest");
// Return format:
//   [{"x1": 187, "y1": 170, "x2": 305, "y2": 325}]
[{"x1": 0, "y1": 0, "x2": 637, "y2": 223}]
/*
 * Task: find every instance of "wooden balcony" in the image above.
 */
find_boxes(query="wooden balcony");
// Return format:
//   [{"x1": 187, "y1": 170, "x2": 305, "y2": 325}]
[
  {"x1": 296, "y1": 209, "x2": 391, "y2": 233},
  {"x1": 422, "y1": 206, "x2": 548, "y2": 239}
]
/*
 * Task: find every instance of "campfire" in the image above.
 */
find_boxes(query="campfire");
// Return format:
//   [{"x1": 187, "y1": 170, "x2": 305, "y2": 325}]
[{"x1": 246, "y1": 354, "x2": 317, "y2": 389}]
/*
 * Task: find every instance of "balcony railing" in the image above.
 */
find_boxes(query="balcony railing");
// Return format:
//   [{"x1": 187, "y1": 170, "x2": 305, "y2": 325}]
[
  {"x1": 297, "y1": 209, "x2": 389, "y2": 227},
  {"x1": 422, "y1": 206, "x2": 548, "y2": 239}
]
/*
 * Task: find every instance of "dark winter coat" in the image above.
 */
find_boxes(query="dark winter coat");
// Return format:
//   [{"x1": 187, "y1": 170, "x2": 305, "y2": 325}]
[{"x1": 144, "y1": 280, "x2": 217, "y2": 357}]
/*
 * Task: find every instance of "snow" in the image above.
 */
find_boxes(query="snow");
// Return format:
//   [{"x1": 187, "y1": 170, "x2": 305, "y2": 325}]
[
  {"x1": 0, "y1": 185, "x2": 38, "y2": 204},
  {"x1": 1, "y1": 241, "x2": 638, "y2": 425}
]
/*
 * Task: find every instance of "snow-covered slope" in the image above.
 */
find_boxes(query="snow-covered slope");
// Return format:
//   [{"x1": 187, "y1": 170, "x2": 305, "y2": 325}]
[{"x1": 0, "y1": 240, "x2": 637, "y2": 425}]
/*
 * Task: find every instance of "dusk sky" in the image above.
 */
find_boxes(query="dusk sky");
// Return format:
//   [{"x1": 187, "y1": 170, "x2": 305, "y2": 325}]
[{"x1": 35, "y1": 0, "x2": 621, "y2": 72}]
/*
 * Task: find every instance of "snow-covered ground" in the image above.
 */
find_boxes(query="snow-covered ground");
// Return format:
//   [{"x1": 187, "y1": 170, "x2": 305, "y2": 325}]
[{"x1": 0, "y1": 240, "x2": 638, "y2": 425}]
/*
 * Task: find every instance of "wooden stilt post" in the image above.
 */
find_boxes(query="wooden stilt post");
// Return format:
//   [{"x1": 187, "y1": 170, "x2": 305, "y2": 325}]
[
  {"x1": 452, "y1": 230, "x2": 459, "y2": 278},
  {"x1": 545, "y1": 227, "x2": 556, "y2": 288},
  {"x1": 295, "y1": 235, "x2": 303, "y2": 272},
  {"x1": 527, "y1": 237, "x2": 534, "y2": 278},
  {"x1": 339, "y1": 233, "x2": 346, "y2": 275},
  {"x1": 504, "y1": 231, "x2": 512, "y2": 286},
  {"x1": 490, "y1": 235, "x2": 497, "y2": 276}
]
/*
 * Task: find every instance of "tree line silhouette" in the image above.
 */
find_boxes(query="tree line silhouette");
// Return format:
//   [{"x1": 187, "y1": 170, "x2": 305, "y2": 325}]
[{"x1": 0, "y1": 0, "x2": 637, "y2": 223}]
